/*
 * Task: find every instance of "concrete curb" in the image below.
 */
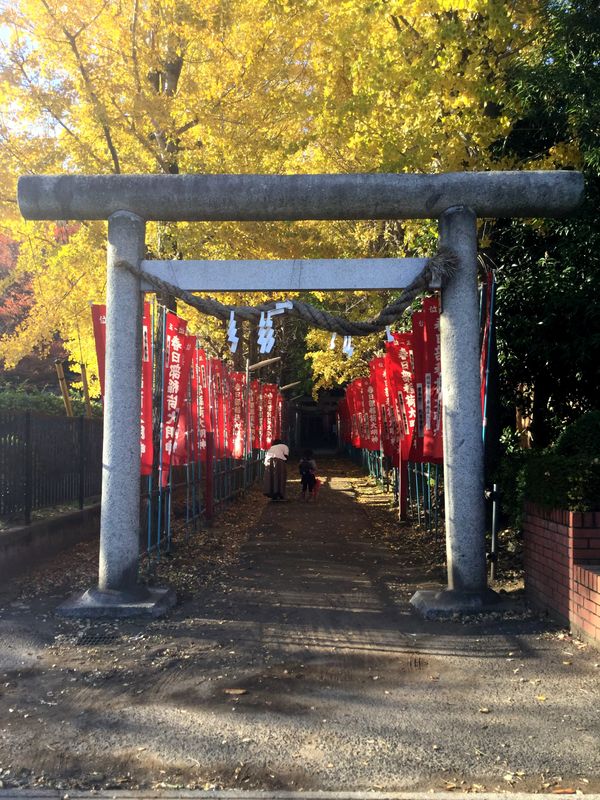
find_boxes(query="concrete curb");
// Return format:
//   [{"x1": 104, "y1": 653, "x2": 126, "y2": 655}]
[{"x1": 0, "y1": 504, "x2": 100, "y2": 578}]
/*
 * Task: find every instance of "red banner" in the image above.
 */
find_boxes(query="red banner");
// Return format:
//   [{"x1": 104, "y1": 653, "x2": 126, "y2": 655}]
[
  {"x1": 385, "y1": 333, "x2": 417, "y2": 461},
  {"x1": 169, "y1": 335, "x2": 196, "y2": 469},
  {"x1": 345, "y1": 380, "x2": 362, "y2": 448},
  {"x1": 249, "y1": 380, "x2": 262, "y2": 450},
  {"x1": 161, "y1": 313, "x2": 191, "y2": 480},
  {"x1": 92, "y1": 302, "x2": 154, "y2": 474},
  {"x1": 209, "y1": 359, "x2": 230, "y2": 458},
  {"x1": 275, "y1": 392, "x2": 283, "y2": 441},
  {"x1": 382, "y1": 359, "x2": 400, "y2": 465},
  {"x1": 91, "y1": 304, "x2": 106, "y2": 398},
  {"x1": 359, "y1": 376, "x2": 379, "y2": 451},
  {"x1": 411, "y1": 296, "x2": 443, "y2": 463},
  {"x1": 209, "y1": 359, "x2": 222, "y2": 457},
  {"x1": 346, "y1": 381, "x2": 360, "y2": 447},
  {"x1": 480, "y1": 271, "x2": 494, "y2": 418},
  {"x1": 370, "y1": 356, "x2": 398, "y2": 462},
  {"x1": 140, "y1": 303, "x2": 153, "y2": 476},
  {"x1": 191, "y1": 347, "x2": 210, "y2": 463},
  {"x1": 230, "y1": 372, "x2": 247, "y2": 459},
  {"x1": 262, "y1": 384, "x2": 278, "y2": 450}
]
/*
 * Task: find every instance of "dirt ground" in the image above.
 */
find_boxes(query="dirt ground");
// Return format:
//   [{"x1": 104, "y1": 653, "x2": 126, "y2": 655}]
[{"x1": 0, "y1": 457, "x2": 598, "y2": 793}]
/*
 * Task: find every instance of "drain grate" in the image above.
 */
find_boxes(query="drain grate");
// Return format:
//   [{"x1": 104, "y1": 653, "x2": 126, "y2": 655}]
[
  {"x1": 75, "y1": 630, "x2": 122, "y2": 646},
  {"x1": 55, "y1": 629, "x2": 123, "y2": 646}
]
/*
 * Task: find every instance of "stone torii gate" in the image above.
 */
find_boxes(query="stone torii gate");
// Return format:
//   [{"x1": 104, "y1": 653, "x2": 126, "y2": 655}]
[{"x1": 18, "y1": 171, "x2": 583, "y2": 618}]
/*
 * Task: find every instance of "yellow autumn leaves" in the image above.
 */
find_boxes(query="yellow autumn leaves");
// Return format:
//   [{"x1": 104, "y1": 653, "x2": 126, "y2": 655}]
[{"x1": 0, "y1": 0, "x2": 540, "y2": 390}]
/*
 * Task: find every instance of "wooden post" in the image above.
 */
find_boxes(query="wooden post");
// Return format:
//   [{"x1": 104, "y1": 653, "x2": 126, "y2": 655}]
[
  {"x1": 80, "y1": 363, "x2": 93, "y2": 418},
  {"x1": 54, "y1": 360, "x2": 73, "y2": 417}
]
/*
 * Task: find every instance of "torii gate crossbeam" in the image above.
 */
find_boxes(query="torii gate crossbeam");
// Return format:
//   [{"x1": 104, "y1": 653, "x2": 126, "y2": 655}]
[{"x1": 17, "y1": 171, "x2": 583, "y2": 618}]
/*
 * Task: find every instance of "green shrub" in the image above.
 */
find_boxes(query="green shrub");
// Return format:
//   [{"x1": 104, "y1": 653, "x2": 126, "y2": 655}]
[
  {"x1": 494, "y1": 448, "x2": 530, "y2": 527},
  {"x1": 521, "y1": 452, "x2": 600, "y2": 512},
  {"x1": 0, "y1": 385, "x2": 102, "y2": 417},
  {"x1": 496, "y1": 411, "x2": 600, "y2": 520},
  {"x1": 553, "y1": 410, "x2": 600, "y2": 459}
]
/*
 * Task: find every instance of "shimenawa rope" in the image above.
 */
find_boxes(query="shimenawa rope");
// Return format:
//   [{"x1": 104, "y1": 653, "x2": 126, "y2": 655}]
[{"x1": 118, "y1": 248, "x2": 458, "y2": 336}]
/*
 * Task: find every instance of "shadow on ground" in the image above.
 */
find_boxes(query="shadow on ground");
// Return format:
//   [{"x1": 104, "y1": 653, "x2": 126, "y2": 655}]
[{"x1": 0, "y1": 457, "x2": 598, "y2": 793}]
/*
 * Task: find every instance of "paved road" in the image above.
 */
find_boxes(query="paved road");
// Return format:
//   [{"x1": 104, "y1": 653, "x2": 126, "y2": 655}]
[{"x1": 0, "y1": 458, "x2": 598, "y2": 793}]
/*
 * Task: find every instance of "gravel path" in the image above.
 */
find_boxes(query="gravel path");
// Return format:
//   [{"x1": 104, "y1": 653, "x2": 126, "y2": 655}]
[{"x1": 0, "y1": 457, "x2": 598, "y2": 793}]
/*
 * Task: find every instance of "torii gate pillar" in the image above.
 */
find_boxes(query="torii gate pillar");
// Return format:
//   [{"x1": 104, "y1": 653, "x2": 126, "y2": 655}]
[
  {"x1": 61, "y1": 212, "x2": 176, "y2": 617},
  {"x1": 16, "y1": 170, "x2": 583, "y2": 619},
  {"x1": 411, "y1": 206, "x2": 497, "y2": 617}
]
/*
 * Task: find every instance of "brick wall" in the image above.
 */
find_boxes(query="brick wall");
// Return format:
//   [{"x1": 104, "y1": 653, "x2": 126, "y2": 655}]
[
  {"x1": 572, "y1": 564, "x2": 600, "y2": 642},
  {"x1": 523, "y1": 503, "x2": 600, "y2": 645}
]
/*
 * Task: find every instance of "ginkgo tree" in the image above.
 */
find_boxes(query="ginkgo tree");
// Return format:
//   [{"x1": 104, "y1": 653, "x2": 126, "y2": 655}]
[{"x1": 0, "y1": 0, "x2": 539, "y2": 395}]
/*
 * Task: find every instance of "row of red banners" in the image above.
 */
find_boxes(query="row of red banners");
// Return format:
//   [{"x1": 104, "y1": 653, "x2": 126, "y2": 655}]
[
  {"x1": 338, "y1": 296, "x2": 443, "y2": 465},
  {"x1": 91, "y1": 306, "x2": 284, "y2": 480}
]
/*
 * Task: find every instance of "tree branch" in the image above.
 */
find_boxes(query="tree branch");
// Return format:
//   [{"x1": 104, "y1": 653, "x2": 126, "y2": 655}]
[
  {"x1": 12, "y1": 52, "x2": 107, "y2": 170},
  {"x1": 176, "y1": 118, "x2": 200, "y2": 136},
  {"x1": 39, "y1": 0, "x2": 121, "y2": 173},
  {"x1": 390, "y1": 14, "x2": 422, "y2": 39},
  {"x1": 130, "y1": 0, "x2": 142, "y2": 94}
]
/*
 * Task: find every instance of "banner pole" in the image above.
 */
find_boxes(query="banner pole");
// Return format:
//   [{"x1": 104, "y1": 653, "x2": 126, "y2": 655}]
[
  {"x1": 156, "y1": 305, "x2": 167, "y2": 559},
  {"x1": 146, "y1": 300, "x2": 155, "y2": 560},
  {"x1": 205, "y1": 431, "x2": 214, "y2": 524}
]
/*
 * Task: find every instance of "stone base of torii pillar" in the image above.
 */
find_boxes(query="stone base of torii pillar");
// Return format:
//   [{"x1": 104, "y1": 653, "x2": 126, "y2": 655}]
[
  {"x1": 58, "y1": 586, "x2": 176, "y2": 619},
  {"x1": 410, "y1": 588, "x2": 501, "y2": 620}
]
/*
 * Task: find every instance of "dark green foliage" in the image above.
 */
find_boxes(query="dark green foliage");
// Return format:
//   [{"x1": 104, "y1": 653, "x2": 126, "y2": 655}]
[
  {"x1": 553, "y1": 409, "x2": 600, "y2": 457},
  {"x1": 491, "y1": 196, "x2": 600, "y2": 447},
  {"x1": 494, "y1": 448, "x2": 530, "y2": 528},
  {"x1": 503, "y1": 0, "x2": 600, "y2": 170},
  {"x1": 499, "y1": 411, "x2": 600, "y2": 520},
  {"x1": 0, "y1": 385, "x2": 102, "y2": 417},
  {"x1": 521, "y1": 452, "x2": 600, "y2": 512},
  {"x1": 489, "y1": 0, "x2": 600, "y2": 448}
]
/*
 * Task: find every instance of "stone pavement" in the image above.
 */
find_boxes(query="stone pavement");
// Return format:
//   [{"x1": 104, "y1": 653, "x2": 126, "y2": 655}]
[
  {"x1": 2, "y1": 792, "x2": 600, "y2": 800},
  {"x1": 0, "y1": 458, "x2": 598, "y2": 793}
]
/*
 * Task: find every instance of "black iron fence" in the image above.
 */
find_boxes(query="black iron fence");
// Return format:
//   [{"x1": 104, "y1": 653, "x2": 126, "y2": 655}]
[
  {"x1": 347, "y1": 445, "x2": 445, "y2": 537},
  {"x1": 142, "y1": 435, "x2": 266, "y2": 561},
  {"x1": 0, "y1": 411, "x2": 103, "y2": 523}
]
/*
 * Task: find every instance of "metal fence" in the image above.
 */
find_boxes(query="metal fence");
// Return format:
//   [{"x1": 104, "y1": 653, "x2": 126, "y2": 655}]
[
  {"x1": 0, "y1": 410, "x2": 104, "y2": 523},
  {"x1": 347, "y1": 445, "x2": 444, "y2": 537},
  {"x1": 403, "y1": 460, "x2": 444, "y2": 537},
  {"x1": 142, "y1": 434, "x2": 266, "y2": 561},
  {"x1": 0, "y1": 410, "x2": 265, "y2": 560}
]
